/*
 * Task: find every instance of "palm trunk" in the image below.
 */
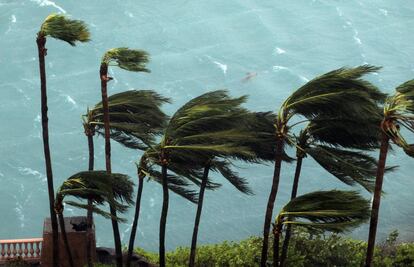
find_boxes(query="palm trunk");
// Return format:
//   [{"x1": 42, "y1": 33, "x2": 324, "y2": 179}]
[
  {"x1": 365, "y1": 132, "x2": 389, "y2": 267},
  {"x1": 159, "y1": 161, "x2": 169, "y2": 267},
  {"x1": 86, "y1": 131, "x2": 94, "y2": 267},
  {"x1": 126, "y1": 169, "x2": 145, "y2": 267},
  {"x1": 100, "y1": 63, "x2": 123, "y2": 267},
  {"x1": 272, "y1": 220, "x2": 282, "y2": 267},
  {"x1": 280, "y1": 154, "x2": 304, "y2": 266},
  {"x1": 58, "y1": 213, "x2": 74, "y2": 267},
  {"x1": 36, "y1": 33, "x2": 59, "y2": 267},
  {"x1": 189, "y1": 162, "x2": 211, "y2": 267},
  {"x1": 261, "y1": 137, "x2": 284, "y2": 267}
]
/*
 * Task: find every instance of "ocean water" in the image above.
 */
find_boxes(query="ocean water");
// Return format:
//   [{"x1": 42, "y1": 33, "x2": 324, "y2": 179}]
[{"x1": 0, "y1": 0, "x2": 413, "y2": 251}]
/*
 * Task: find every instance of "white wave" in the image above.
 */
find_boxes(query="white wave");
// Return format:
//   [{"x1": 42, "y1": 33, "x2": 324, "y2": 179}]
[
  {"x1": 379, "y1": 9, "x2": 388, "y2": 16},
  {"x1": 65, "y1": 95, "x2": 77, "y2": 106},
  {"x1": 353, "y1": 29, "x2": 362, "y2": 45},
  {"x1": 35, "y1": 114, "x2": 41, "y2": 122},
  {"x1": 299, "y1": 75, "x2": 310, "y2": 82},
  {"x1": 11, "y1": 15, "x2": 16, "y2": 23},
  {"x1": 125, "y1": 11, "x2": 134, "y2": 18},
  {"x1": 213, "y1": 61, "x2": 228, "y2": 74},
  {"x1": 18, "y1": 167, "x2": 46, "y2": 182},
  {"x1": 15, "y1": 206, "x2": 25, "y2": 228},
  {"x1": 31, "y1": 0, "x2": 66, "y2": 14},
  {"x1": 273, "y1": 47, "x2": 286, "y2": 55},
  {"x1": 336, "y1": 7, "x2": 343, "y2": 17},
  {"x1": 272, "y1": 65, "x2": 289, "y2": 71}
]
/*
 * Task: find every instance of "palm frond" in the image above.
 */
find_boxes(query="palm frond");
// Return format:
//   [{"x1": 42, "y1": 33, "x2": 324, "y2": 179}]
[
  {"x1": 306, "y1": 146, "x2": 396, "y2": 192},
  {"x1": 86, "y1": 90, "x2": 170, "y2": 150},
  {"x1": 307, "y1": 115, "x2": 383, "y2": 150},
  {"x1": 283, "y1": 65, "x2": 386, "y2": 120},
  {"x1": 383, "y1": 80, "x2": 414, "y2": 157},
  {"x1": 210, "y1": 160, "x2": 253, "y2": 195},
  {"x1": 102, "y1": 48, "x2": 150, "y2": 72},
  {"x1": 64, "y1": 200, "x2": 127, "y2": 223},
  {"x1": 279, "y1": 190, "x2": 371, "y2": 233},
  {"x1": 40, "y1": 14, "x2": 90, "y2": 45}
]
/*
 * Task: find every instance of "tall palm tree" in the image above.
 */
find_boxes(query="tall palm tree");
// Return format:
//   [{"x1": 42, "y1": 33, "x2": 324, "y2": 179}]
[
  {"x1": 99, "y1": 48, "x2": 150, "y2": 267},
  {"x1": 83, "y1": 89, "x2": 170, "y2": 267},
  {"x1": 365, "y1": 80, "x2": 414, "y2": 267},
  {"x1": 139, "y1": 90, "x2": 256, "y2": 267},
  {"x1": 187, "y1": 111, "x2": 259, "y2": 267},
  {"x1": 54, "y1": 170, "x2": 134, "y2": 267},
  {"x1": 260, "y1": 65, "x2": 386, "y2": 266},
  {"x1": 272, "y1": 190, "x2": 371, "y2": 267},
  {"x1": 278, "y1": 114, "x2": 396, "y2": 266},
  {"x1": 37, "y1": 14, "x2": 90, "y2": 266}
]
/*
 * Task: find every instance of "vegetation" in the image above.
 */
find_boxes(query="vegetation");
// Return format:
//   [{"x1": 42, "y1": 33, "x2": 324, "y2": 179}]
[
  {"x1": 259, "y1": 65, "x2": 386, "y2": 267},
  {"x1": 28, "y1": 12, "x2": 414, "y2": 267},
  {"x1": 99, "y1": 47, "x2": 150, "y2": 267},
  {"x1": 126, "y1": 229, "x2": 414, "y2": 267},
  {"x1": 36, "y1": 13, "x2": 90, "y2": 267},
  {"x1": 365, "y1": 80, "x2": 414, "y2": 266}
]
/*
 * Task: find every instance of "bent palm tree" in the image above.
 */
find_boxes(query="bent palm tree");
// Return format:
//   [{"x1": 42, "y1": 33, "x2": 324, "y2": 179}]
[
  {"x1": 83, "y1": 89, "x2": 170, "y2": 267},
  {"x1": 140, "y1": 90, "x2": 256, "y2": 267},
  {"x1": 279, "y1": 114, "x2": 396, "y2": 266},
  {"x1": 273, "y1": 190, "x2": 371, "y2": 267},
  {"x1": 55, "y1": 171, "x2": 133, "y2": 267},
  {"x1": 260, "y1": 65, "x2": 386, "y2": 266},
  {"x1": 99, "y1": 48, "x2": 150, "y2": 267},
  {"x1": 37, "y1": 14, "x2": 90, "y2": 266},
  {"x1": 365, "y1": 80, "x2": 414, "y2": 267}
]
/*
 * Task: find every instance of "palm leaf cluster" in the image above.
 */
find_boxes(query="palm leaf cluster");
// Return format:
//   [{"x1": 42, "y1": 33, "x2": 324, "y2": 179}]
[
  {"x1": 55, "y1": 171, "x2": 134, "y2": 222},
  {"x1": 383, "y1": 80, "x2": 414, "y2": 156},
  {"x1": 281, "y1": 65, "x2": 385, "y2": 123},
  {"x1": 84, "y1": 90, "x2": 170, "y2": 150},
  {"x1": 102, "y1": 48, "x2": 150, "y2": 72},
  {"x1": 39, "y1": 14, "x2": 90, "y2": 45},
  {"x1": 139, "y1": 90, "x2": 257, "y2": 194},
  {"x1": 278, "y1": 190, "x2": 371, "y2": 232}
]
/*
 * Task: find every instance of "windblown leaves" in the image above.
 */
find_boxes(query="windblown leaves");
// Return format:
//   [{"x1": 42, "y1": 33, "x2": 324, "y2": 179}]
[
  {"x1": 279, "y1": 190, "x2": 371, "y2": 233},
  {"x1": 306, "y1": 146, "x2": 396, "y2": 192},
  {"x1": 281, "y1": 65, "x2": 386, "y2": 121},
  {"x1": 39, "y1": 14, "x2": 90, "y2": 45},
  {"x1": 85, "y1": 90, "x2": 170, "y2": 150},
  {"x1": 55, "y1": 171, "x2": 134, "y2": 221},
  {"x1": 102, "y1": 48, "x2": 150, "y2": 72},
  {"x1": 383, "y1": 79, "x2": 414, "y2": 157}
]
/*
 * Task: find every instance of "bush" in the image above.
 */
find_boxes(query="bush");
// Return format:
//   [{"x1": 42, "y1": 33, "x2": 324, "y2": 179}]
[{"x1": 134, "y1": 229, "x2": 414, "y2": 267}]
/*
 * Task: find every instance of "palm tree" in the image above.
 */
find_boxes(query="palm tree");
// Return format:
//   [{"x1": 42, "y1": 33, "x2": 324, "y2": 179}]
[
  {"x1": 365, "y1": 80, "x2": 414, "y2": 267},
  {"x1": 36, "y1": 14, "x2": 90, "y2": 266},
  {"x1": 278, "y1": 113, "x2": 396, "y2": 266},
  {"x1": 99, "y1": 48, "x2": 150, "y2": 267},
  {"x1": 272, "y1": 190, "x2": 371, "y2": 267},
  {"x1": 138, "y1": 90, "x2": 256, "y2": 267},
  {"x1": 54, "y1": 170, "x2": 134, "y2": 267},
  {"x1": 260, "y1": 65, "x2": 386, "y2": 266},
  {"x1": 187, "y1": 112, "x2": 259, "y2": 267},
  {"x1": 83, "y1": 89, "x2": 170, "y2": 267}
]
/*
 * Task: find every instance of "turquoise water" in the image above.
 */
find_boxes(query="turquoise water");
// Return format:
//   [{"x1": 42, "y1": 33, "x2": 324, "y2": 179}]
[{"x1": 0, "y1": 0, "x2": 413, "y2": 251}]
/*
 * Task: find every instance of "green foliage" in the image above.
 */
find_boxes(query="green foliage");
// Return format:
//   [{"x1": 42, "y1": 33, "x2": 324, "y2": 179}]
[
  {"x1": 39, "y1": 14, "x2": 90, "y2": 45},
  {"x1": 282, "y1": 65, "x2": 385, "y2": 121},
  {"x1": 383, "y1": 79, "x2": 414, "y2": 157},
  {"x1": 102, "y1": 48, "x2": 150, "y2": 72},
  {"x1": 133, "y1": 230, "x2": 414, "y2": 267},
  {"x1": 56, "y1": 171, "x2": 134, "y2": 222},
  {"x1": 85, "y1": 90, "x2": 170, "y2": 150},
  {"x1": 280, "y1": 190, "x2": 371, "y2": 233}
]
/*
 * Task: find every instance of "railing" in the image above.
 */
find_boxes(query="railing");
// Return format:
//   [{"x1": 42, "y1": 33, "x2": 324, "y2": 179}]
[{"x1": 0, "y1": 238, "x2": 43, "y2": 263}]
